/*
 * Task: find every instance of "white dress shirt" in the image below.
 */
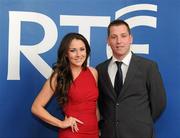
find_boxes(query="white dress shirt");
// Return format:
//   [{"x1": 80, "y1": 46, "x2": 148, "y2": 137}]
[{"x1": 108, "y1": 51, "x2": 132, "y2": 87}]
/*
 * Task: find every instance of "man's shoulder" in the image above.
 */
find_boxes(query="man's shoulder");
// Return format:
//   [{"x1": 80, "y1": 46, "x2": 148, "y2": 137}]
[
  {"x1": 96, "y1": 59, "x2": 110, "y2": 69},
  {"x1": 132, "y1": 54, "x2": 157, "y2": 65}
]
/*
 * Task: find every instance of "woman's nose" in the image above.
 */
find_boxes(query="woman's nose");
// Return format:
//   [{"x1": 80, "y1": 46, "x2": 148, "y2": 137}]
[{"x1": 75, "y1": 50, "x2": 81, "y2": 56}]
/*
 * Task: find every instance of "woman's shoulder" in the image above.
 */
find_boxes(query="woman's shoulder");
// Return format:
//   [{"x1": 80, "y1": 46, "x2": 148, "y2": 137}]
[
  {"x1": 88, "y1": 66, "x2": 96, "y2": 72},
  {"x1": 87, "y1": 66, "x2": 98, "y2": 82}
]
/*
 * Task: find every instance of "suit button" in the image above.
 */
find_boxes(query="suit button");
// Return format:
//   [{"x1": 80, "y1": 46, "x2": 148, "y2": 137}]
[
  {"x1": 116, "y1": 121, "x2": 119, "y2": 126},
  {"x1": 116, "y1": 103, "x2": 119, "y2": 106}
]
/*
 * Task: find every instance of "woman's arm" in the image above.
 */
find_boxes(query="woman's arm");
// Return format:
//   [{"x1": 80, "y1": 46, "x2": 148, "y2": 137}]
[
  {"x1": 31, "y1": 76, "x2": 83, "y2": 132},
  {"x1": 96, "y1": 102, "x2": 100, "y2": 121},
  {"x1": 31, "y1": 78, "x2": 64, "y2": 128}
]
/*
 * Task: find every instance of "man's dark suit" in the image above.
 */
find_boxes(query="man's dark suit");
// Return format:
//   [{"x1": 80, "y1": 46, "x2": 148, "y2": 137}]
[{"x1": 96, "y1": 53, "x2": 166, "y2": 138}]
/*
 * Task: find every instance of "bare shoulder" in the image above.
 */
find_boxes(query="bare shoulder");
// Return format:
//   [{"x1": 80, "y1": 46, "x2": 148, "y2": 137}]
[
  {"x1": 46, "y1": 72, "x2": 58, "y2": 92},
  {"x1": 88, "y1": 66, "x2": 98, "y2": 76},
  {"x1": 88, "y1": 66, "x2": 98, "y2": 82}
]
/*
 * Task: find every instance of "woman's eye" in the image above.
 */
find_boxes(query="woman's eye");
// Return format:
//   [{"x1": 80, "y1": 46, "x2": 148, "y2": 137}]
[
  {"x1": 69, "y1": 50, "x2": 75, "y2": 53},
  {"x1": 80, "y1": 48, "x2": 85, "y2": 51}
]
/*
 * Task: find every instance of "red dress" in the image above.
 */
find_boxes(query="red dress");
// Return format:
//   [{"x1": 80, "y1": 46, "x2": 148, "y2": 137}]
[{"x1": 58, "y1": 68, "x2": 99, "y2": 138}]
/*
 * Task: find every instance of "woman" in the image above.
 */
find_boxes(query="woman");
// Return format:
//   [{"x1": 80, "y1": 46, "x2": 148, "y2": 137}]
[{"x1": 31, "y1": 33, "x2": 99, "y2": 138}]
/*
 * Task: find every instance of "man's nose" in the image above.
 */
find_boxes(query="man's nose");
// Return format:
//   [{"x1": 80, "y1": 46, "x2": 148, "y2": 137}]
[{"x1": 117, "y1": 37, "x2": 122, "y2": 43}]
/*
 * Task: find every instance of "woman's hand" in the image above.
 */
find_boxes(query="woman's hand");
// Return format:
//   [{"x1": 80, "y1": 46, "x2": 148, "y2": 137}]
[{"x1": 61, "y1": 116, "x2": 84, "y2": 132}]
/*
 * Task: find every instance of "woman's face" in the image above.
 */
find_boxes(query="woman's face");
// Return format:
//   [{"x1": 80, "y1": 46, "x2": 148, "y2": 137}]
[{"x1": 67, "y1": 39, "x2": 87, "y2": 68}]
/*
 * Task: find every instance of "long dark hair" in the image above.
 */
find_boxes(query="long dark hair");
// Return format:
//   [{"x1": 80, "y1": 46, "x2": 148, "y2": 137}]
[{"x1": 50, "y1": 32, "x2": 90, "y2": 107}]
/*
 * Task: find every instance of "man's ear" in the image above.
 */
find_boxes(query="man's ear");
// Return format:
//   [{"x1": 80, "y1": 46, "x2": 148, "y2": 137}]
[
  {"x1": 107, "y1": 37, "x2": 110, "y2": 46},
  {"x1": 130, "y1": 35, "x2": 133, "y2": 44}
]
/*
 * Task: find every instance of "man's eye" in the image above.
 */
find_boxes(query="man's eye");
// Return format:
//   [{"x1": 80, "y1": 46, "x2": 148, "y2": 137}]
[
  {"x1": 111, "y1": 36, "x2": 116, "y2": 39},
  {"x1": 121, "y1": 35, "x2": 127, "y2": 37}
]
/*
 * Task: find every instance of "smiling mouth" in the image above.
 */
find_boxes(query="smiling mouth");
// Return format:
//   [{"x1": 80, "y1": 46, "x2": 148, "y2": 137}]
[
  {"x1": 116, "y1": 46, "x2": 124, "y2": 49},
  {"x1": 75, "y1": 58, "x2": 84, "y2": 62}
]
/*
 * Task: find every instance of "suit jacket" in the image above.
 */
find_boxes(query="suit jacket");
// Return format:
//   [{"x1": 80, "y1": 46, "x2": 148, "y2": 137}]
[{"x1": 96, "y1": 54, "x2": 166, "y2": 138}]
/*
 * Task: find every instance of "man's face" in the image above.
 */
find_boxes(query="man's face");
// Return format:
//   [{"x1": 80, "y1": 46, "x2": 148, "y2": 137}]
[{"x1": 108, "y1": 24, "x2": 133, "y2": 60}]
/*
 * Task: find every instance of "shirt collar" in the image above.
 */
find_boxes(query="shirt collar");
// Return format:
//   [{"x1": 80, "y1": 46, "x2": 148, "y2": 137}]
[{"x1": 111, "y1": 51, "x2": 132, "y2": 66}]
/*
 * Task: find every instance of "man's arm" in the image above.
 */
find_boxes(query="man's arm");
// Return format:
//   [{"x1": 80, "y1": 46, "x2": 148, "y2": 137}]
[{"x1": 147, "y1": 62, "x2": 167, "y2": 121}]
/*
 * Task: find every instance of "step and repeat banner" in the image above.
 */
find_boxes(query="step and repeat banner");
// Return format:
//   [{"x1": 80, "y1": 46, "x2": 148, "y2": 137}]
[{"x1": 0, "y1": 0, "x2": 180, "y2": 137}]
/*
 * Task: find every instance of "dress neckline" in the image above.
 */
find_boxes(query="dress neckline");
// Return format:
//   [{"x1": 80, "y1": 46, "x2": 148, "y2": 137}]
[{"x1": 73, "y1": 68, "x2": 84, "y2": 82}]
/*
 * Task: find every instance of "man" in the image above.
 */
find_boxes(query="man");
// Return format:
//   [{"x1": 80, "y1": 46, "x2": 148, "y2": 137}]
[{"x1": 96, "y1": 19, "x2": 166, "y2": 138}]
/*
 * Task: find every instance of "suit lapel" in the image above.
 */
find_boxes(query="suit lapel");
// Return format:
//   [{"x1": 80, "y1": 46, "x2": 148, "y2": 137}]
[
  {"x1": 118, "y1": 54, "x2": 138, "y2": 99},
  {"x1": 101, "y1": 58, "x2": 117, "y2": 99}
]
